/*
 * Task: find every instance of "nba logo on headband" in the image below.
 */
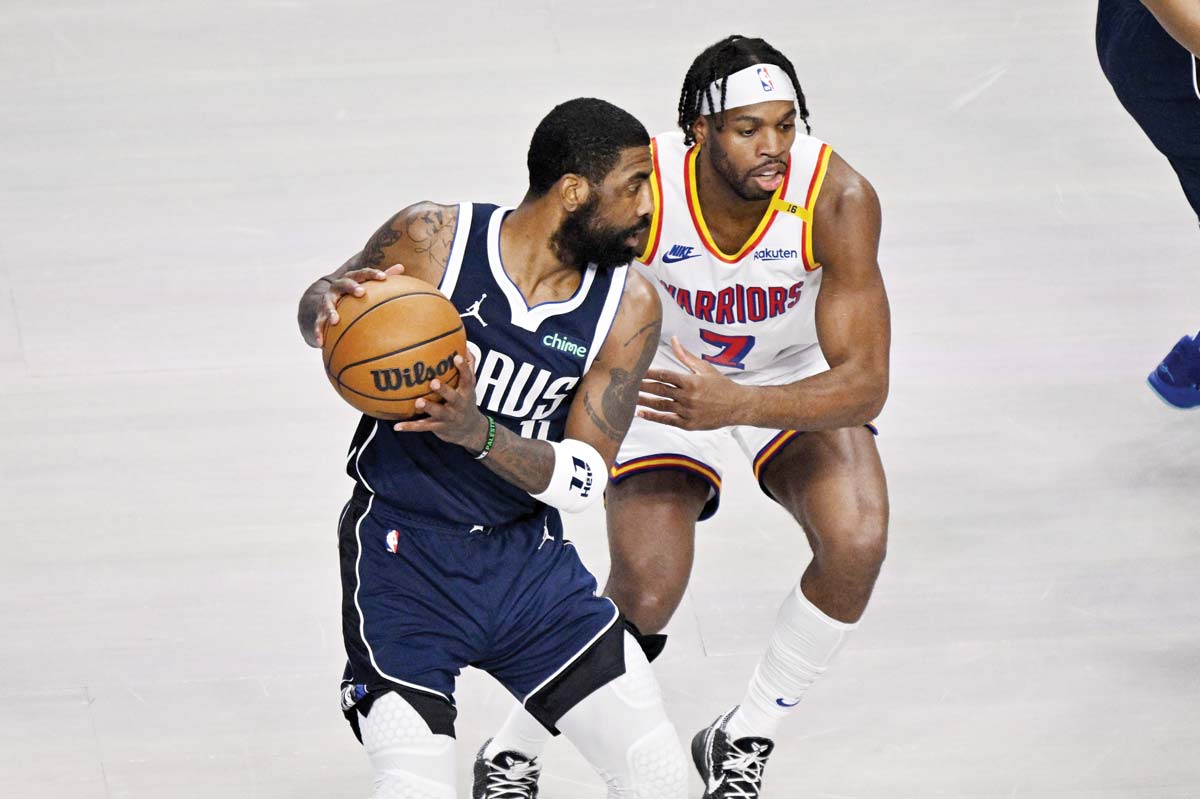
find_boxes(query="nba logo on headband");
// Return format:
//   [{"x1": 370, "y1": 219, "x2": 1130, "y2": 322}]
[
  {"x1": 757, "y1": 66, "x2": 775, "y2": 92},
  {"x1": 699, "y1": 63, "x2": 797, "y2": 114}
]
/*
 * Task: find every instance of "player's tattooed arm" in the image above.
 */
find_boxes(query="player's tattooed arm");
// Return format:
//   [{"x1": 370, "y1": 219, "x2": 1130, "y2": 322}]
[
  {"x1": 297, "y1": 202, "x2": 458, "y2": 347},
  {"x1": 567, "y1": 272, "x2": 663, "y2": 466},
  {"x1": 393, "y1": 272, "x2": 661, "y2": 492},
  {"x1": 391, "y1": 352, "x2": 557, "y2": 493}
]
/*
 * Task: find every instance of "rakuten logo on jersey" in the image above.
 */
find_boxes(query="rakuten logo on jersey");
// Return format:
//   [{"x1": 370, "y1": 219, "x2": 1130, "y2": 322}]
[
  {"x1": 659, "y1": 279, "x2": 805, "y2": 324},
  {"x1": 753, "y1": 247, "x2": 799, "y2": 262}
]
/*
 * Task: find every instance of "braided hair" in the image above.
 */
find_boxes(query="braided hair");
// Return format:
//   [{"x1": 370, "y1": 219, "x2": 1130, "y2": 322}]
[{"x1": 677, "y1": 35, "x2": 810, "y2": 145}]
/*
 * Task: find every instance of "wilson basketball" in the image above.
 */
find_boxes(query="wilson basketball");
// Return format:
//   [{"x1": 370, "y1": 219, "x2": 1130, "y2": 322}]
[{"x1": 321, "y1": 276, "x2": 467, "y2": 420}]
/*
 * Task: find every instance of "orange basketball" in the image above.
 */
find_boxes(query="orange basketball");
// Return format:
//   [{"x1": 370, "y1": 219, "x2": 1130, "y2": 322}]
[{"x1": 321, "y1": 275, "x2": 467, "y2": 420}]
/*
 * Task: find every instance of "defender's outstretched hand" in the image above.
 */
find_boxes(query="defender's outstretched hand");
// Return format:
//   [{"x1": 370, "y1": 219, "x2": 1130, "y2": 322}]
[
  {"x1": 393, "y1": 352, "x2": 490, "y2": 453},
  {"x1": 637, "y1": 336, "x2": 748, "y2": 431}
]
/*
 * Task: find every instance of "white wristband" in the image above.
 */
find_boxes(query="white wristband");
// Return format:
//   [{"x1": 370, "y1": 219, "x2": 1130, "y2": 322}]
[{"x1": 529, "y1": 439, "x2": 609, "y2": 513}]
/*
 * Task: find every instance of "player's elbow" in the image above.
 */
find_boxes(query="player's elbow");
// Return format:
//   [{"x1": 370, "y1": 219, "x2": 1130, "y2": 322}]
[{"x1": 857, "y1": 373, "x2": 889, "y2": 423}]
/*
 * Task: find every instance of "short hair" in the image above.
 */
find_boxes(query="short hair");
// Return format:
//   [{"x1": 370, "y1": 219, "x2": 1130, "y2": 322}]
[
  {"x1": 677, "y1": 35, "x2": 811, "y2": 145},
  {"x1": 527, "y1": 98, "x2": 650, "y2": 197}
]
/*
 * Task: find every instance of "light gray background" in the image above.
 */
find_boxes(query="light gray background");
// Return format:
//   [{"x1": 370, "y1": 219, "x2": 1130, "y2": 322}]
[{"x1": 2, "y1": 1, "x2": 1198, "y2": 797}]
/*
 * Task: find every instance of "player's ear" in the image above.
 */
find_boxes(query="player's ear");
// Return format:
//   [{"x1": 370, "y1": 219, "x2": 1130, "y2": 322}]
[
  {"x1": 691, "y1": 115, "x2": 710, "y2": 146},
  {"x1": 558, "y1": 174, "x2": 591, "y2": 213}
]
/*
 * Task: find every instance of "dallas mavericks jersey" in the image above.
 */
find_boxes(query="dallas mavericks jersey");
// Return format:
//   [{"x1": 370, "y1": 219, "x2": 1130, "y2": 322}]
[
  {"x1": 637, "y1": 131, "x2": 832, "y2": 385},
  {"x1": 346, "y1": 203, "x2": 628, "y2": 526}
]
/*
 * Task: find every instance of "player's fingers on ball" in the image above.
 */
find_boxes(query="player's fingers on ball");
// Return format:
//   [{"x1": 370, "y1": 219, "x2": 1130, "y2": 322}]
[
  {"x1": 454, "y1": 354, "x2": 477, "y2": 391},
  {"x1": 430, "y1": 379, "x2": 461, "y2": 404},
  {"x1": 331, "y1": 277, "x2": 366, "y2": 297},
  {"x1": 346, "y1": 267, "x2": 386, "y2": 283},
  {"x1": 383, "y1": 264, "x2": 405, "y2": 276}
]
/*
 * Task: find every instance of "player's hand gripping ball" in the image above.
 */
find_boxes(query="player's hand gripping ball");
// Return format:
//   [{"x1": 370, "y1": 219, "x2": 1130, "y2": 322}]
[{"x1": 321, "y1": 275, "x2": 468, "y2": 420}]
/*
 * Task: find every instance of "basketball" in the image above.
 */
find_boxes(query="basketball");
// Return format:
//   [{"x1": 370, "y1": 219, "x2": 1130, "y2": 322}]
[{"x1": 321, "y1": 275, "x2": 468, "y2": 420}]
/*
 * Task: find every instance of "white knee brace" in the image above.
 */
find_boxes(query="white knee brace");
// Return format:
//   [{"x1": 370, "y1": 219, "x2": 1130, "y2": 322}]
[{"x1": 358, "y1": 692, "x2": 456, "y2": 799}]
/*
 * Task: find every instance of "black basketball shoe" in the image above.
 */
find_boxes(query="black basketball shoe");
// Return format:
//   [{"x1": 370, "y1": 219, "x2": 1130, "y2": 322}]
[
  {"x1": 691, "y1": 708, "x2": 776, "y2": 799},
  {"x1": 472, "y1": 738, "x2": 542, "y2": 799}
]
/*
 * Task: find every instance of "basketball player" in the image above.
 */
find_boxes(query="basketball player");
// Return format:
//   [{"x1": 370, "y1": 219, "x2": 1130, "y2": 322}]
[
  {"x1": 481, "y1": 37, "x2": 890, "y2": 799},
  {"x1": 297, "y1": 98, "x2": 690, "y2": 799},
  {"x1": 1098, "y1": 0, "x2": 1200, "y2": 408}
]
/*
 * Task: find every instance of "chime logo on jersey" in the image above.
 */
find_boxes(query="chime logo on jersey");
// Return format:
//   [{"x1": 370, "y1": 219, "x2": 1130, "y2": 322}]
[
  {"x1": 661, "y1": 244, "x2": 701, "y2": 263},
  {"x1": 385, "y1": 529, "x2": 399, "y2": 553},
  {"x1": 658, "y1": 278, "x2": 805, "y2": 324},
  {"x1": 757, "y1": 66, "x2": 775, "y2": 92},
  {"x1": 472, "y1": 347, "x2": 579, "y2": 421},
  {"x1": 542, "y1": 332, "x2": 587, "y2": 359}
]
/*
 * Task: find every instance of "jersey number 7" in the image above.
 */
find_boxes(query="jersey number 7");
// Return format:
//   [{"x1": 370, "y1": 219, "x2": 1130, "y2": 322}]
[{"x1": 699, "y1": 330, "x2": 756, "y2": 370}]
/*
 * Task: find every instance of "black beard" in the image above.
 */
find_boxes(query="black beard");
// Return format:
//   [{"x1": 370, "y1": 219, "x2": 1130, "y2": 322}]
[
  {"x1": 708, "y1": 136, "x2": 777, "y2": 202},
  {"x1": 551, "y1": 195, "x2": 648, "y2": 272}
]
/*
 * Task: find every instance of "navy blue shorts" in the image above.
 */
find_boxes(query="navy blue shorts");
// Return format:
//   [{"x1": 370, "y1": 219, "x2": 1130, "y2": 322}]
[
  {"x1": 337, "y1": 487, "x2": 622, "y2": 731},
  {"x1": 1097, "y1": 0, "x2": 1200, "y2": 219}
]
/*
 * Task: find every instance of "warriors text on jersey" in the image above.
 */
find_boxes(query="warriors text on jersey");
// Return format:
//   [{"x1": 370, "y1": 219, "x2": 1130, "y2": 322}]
[
  {"x1": 636, "y1": 130, "x2": 833, "y2": 385},
  {"x1": 346, "y1": 202, "x2": 628, "y2": 526}
]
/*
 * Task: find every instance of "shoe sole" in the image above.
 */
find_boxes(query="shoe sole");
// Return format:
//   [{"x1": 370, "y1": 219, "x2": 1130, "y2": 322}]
[{"x1": 1147, "y1": 372, "x2": 1200, "y2": 409}]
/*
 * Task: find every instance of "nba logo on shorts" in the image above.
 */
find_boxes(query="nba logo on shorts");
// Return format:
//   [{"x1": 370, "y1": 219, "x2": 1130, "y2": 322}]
[
  {"x1": 757, "y1": 66, "x2": 774, "y2": 92},
  {"x1": 385, "y1": 529, "x2": 399, "y2": 554}
]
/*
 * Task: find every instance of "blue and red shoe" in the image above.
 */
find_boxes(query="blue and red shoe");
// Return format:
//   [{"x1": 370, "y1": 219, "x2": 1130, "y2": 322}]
[{"x1": 1148, "y1": 332, "x2": 1200, "y2": 409}]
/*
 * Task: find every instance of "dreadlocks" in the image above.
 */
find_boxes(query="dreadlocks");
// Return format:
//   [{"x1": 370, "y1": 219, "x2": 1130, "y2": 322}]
[{"x1": 676, "y1": 35, "x2": 811, "y2": 145}]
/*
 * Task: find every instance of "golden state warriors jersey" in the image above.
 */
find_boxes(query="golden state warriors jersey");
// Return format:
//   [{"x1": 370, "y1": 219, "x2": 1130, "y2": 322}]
[{"x1": 637, "y1": 131, "x2": 833, "y2": 385}]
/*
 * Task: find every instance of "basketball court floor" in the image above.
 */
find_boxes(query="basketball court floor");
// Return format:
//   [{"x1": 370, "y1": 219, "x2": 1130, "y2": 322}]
[{"x1": 2, "y1": 1, "x2": 1199, "y2": 796}]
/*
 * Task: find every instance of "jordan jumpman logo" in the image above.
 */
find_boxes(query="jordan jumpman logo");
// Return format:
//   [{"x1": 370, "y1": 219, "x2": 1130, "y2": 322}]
[{"x1": 460, "y1": 293, "x2": 487, "y2": 327}]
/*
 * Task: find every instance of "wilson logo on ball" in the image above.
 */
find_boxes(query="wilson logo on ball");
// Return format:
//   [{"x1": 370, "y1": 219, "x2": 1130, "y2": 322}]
[{"x1": 370, "y1": 352, "x2": 460, "y2": 392}]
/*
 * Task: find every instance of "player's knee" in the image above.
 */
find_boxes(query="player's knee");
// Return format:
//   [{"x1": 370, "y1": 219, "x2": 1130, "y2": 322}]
[
  {"x1": 359, "y1": 693, "x2": 456, "y2": 798},
  {"x1": 608, "y1": 581, "x2": 679, "y2": 634},
  {"x1": 607, "y1": 560, "x2": 687, "y2": 634},
  {"x1": 815, "y1": 505, "x2": 888, "y2": 575},
  {"x1": 623, "y1": 720, "x2": 689, "y2": 799}
]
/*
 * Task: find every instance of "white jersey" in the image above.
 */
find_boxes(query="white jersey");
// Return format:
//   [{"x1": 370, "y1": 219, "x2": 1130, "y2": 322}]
[{"x1": 635, "y1": 130, "x2": 833, "y2": 386}]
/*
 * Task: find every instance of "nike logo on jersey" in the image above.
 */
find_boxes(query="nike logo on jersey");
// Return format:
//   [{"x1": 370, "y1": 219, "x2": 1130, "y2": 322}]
[
  {"x1": 460, "y1": 293, "x2": 488, "y2": 327},
  {"x1": 775, "y1": 697, "x2": 801, "y2": 707},
  {"x1": 661, "y1": 244, "x2": 701, "y2": 263}
]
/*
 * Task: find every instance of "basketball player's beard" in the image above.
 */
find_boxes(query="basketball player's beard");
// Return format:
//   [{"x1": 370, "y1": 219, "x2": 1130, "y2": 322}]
[
  {"x1": 708, "y1": 136, "x2": 786, "y2": 202},
  {"x1": 552, "y1": 195, "x2": 650, "y2": 272}
]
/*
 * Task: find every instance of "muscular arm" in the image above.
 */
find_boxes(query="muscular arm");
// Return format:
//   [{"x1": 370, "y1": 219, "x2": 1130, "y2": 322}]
[
  {"x1": 1142, "y1": 0, "x2": 1200, "y2": 56},
  {"x1": 296, "y1": 202, "x2": 458, "y2": 345},
  {"x1": 738, "y1": 153, "x2": 890, "y2": 430},
  {"x1": 477, "y1": 273, "x2": 661, "y2": 493},
  {"x1": 395, "y1": 271, "x2": 662, "y2": 495}
]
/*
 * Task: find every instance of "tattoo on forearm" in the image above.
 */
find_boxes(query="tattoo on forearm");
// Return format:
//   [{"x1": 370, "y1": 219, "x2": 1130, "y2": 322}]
[
  {"x1": 594, "y1": 318, "x2": 661, "y2": 441},
  {"x1": 623, "y1": 319, "x2": 658, "y2": 347},
  {"x1": 361, "y1": 203, "x2": 455, "y2": 275},
  {"x1": 585, "y1": 391, "x2": 624, "y2": 441},
  {"x1": 482, "y1": 426, "x2": 551, "y2": 491}
]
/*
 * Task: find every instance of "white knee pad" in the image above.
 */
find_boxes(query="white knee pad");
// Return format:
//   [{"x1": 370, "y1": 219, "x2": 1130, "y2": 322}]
[
  {"x1": 625, "y1": 720, "x2": 688, "y2": 799},
  {"x1": 358, "y1": 693, "x2": 456, "y2": 799}
]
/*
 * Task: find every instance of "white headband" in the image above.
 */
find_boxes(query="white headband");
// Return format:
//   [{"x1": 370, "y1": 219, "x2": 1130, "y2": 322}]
[{"x1": 698, "y1": 63, "x2": 797, "y2": 115}]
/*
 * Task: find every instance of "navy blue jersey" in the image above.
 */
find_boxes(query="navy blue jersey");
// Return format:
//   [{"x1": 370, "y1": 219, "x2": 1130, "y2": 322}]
[
  {"x1": 1098, "y1": 0, "x2": 1200, "y2": 217},
  {"x1": 346, "y1": 203, "x2": 629, "y2": 526}
]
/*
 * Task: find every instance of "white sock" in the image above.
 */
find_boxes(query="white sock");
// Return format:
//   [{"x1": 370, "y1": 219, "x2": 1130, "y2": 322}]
[
  {"x1": 725, "y1": 584, "x2": 856, "y2": 741},
  {"x1": 485, "y1": 702, "x2": 552, "y2": 760}
]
